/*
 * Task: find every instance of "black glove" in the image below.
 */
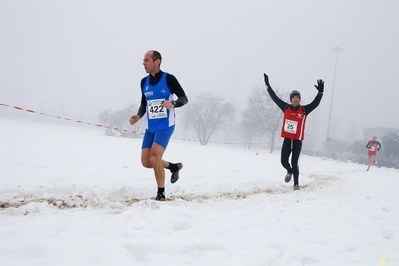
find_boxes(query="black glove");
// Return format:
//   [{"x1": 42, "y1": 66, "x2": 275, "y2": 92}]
[
  {"x1": 314, "y1": 79, "x2": 324, "y2": 93},
  {"x1": 264, "y1": 73, "x2": 270, "y2": 87}
]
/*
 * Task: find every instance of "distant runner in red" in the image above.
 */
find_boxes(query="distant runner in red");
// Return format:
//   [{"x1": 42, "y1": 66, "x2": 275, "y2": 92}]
[{"x1": 366, "y1": 135, "x2": 381, "y2": 171}]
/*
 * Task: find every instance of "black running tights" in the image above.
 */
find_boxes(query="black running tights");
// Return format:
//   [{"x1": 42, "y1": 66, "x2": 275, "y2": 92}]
[{"x1": 281, "y1": 138, "x2": 302, "y2": 185}]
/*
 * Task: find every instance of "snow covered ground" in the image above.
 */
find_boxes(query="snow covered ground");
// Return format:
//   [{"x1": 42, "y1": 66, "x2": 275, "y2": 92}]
[{"x1": 0, "y1": 117, "x2": 398, "y2": 266}]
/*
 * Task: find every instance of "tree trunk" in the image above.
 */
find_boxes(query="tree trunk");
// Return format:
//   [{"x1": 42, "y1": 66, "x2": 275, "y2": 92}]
[{"x1": 269, "y1": 130, "x2": 276, "y2": 153}]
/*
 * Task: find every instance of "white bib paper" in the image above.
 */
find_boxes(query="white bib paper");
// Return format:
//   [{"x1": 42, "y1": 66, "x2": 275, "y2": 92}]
[
  {"x1": 148, "y1": 99, "x2": 167, "y2": 120},
  {"x1": 284, "y1": 119, "x2": 298, "y2": 134}
]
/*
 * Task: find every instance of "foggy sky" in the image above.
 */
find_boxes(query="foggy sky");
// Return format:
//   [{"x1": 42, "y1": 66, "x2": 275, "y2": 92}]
[{"x1": 1, "y1": 0, "x2": 398, "y2": 141}]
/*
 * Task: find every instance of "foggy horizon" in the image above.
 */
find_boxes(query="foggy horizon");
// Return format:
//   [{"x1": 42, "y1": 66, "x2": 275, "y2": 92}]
[{"x1": 1, "y1": 1, "x2": 398, "y2": 145}]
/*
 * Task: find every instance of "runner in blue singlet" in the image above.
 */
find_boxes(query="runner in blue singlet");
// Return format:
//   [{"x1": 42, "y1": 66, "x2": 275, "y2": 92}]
[{"x1": 130, "y1": 50, "x2": 188, "y2": 201}]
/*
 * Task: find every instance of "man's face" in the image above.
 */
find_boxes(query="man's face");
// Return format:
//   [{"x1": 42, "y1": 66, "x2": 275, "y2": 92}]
[
  {"x1": 291, "y1": 96, "x2": 300, "y2": 107},
  {"x1": 143, "y1": 52, "x2": 157, "y2": 74}
]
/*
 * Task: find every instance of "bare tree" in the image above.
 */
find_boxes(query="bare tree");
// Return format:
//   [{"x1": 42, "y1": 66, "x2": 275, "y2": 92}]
[
  {"x1": 242, "y1": 86, "x2": 288, "y2": 153},
  {"x1": 183, "y1": 92, "x2": 235, "y2": 145},
  {"x1": 381, "y1": 132, "x2": 399, "y2": 168},
  {"x1": 98, "y1": 104, "x2": 146, "y2": 138},
  {"x1": 238, "y1": 108, "x2": 263, "y2": 149}
]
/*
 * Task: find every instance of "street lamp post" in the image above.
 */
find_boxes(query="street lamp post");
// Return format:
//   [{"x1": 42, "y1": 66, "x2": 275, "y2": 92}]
[{"x1": 326, "y1": 46, "x2": 344, "y2": 142}]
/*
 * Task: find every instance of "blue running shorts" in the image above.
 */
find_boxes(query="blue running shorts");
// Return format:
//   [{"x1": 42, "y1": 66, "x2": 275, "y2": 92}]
[{"x1": 141, "y1": 125, "x2": 175, "y2": 149}]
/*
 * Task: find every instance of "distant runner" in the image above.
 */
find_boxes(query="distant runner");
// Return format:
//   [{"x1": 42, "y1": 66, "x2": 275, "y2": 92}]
[
  {"x1": 264, "y1": 73, "x2": 324, "y2": 190},
  {"x1": 366, "y1": 135, "x2": 381, "y2": 171}
]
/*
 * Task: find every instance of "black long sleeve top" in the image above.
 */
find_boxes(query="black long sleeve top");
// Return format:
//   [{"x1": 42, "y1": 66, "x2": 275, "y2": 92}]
[
  {"x1": 366, "y1": 140, "x2": 381, "y2": 151},
  {"x1": 137, "y1": 71, "x2": 188, "y2": 118},
  {"x1": 266, "y1": 85, "x2": 323, "y2": 115}
]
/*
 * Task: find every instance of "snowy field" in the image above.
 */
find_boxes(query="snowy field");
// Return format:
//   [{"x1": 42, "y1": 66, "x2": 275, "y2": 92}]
[{"x1": 0, "y1": 117, "x2": 398, "y2": 266}]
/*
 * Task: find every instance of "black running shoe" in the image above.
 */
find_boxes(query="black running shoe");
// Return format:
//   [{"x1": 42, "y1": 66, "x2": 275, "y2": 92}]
[
  {"x1": 171, "y1": 162, "x2": 183, "y2": 184},
  {"x1": 285, "y1": 172, "x2": 292, "y2": 183},
  {"x1": 155, "y1": 192, "x2": 165, "y2": 201},
  {"x1": 293, "y1": 185, "x2": 300, "y2": 191}
]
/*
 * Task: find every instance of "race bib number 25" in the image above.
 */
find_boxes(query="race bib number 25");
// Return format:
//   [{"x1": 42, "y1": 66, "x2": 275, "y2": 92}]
[
  {"x1": 284, "y1": 119, "x2": 298, "y2": 134},
  {"x1": 148, "y1": 99, "x2": 167, "y2": 119}
]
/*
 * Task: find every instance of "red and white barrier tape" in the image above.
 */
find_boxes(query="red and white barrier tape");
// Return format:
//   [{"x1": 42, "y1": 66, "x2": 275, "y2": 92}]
[
  {"x1": 0, "y1": 102, "x2": 268, "y2": 146},
  {"x1": 0, "y1": 102, "x2": 142, "y2": 135}
]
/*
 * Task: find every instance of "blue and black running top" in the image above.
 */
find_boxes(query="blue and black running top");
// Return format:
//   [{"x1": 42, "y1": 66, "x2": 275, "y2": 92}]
[
  {"x1": 137, "y1": 71, "x2": 188, "y2": 133},
  {"x1": 143, "y1": 72, "x2": 174, "y2": 132}
]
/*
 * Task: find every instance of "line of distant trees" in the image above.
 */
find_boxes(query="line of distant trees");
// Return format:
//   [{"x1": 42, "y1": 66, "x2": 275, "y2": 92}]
[
  {"x1": 98, "y1": 92, "x2": 399, "y2": 170},
  {"x1": 98, "y1": 104, "x2": 146, "y2": 138},
  {"x1": 97, "y1": 89, "x2": 286, "y2": 152}
]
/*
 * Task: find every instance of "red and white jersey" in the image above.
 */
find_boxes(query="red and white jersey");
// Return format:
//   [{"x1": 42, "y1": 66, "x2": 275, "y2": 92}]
[
  {"x1": 367, "y1": 140, "x2": 381, "y2": 156},
  {"x1": 281, "y1": 106, "x2": 307, "y2": 140}
]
